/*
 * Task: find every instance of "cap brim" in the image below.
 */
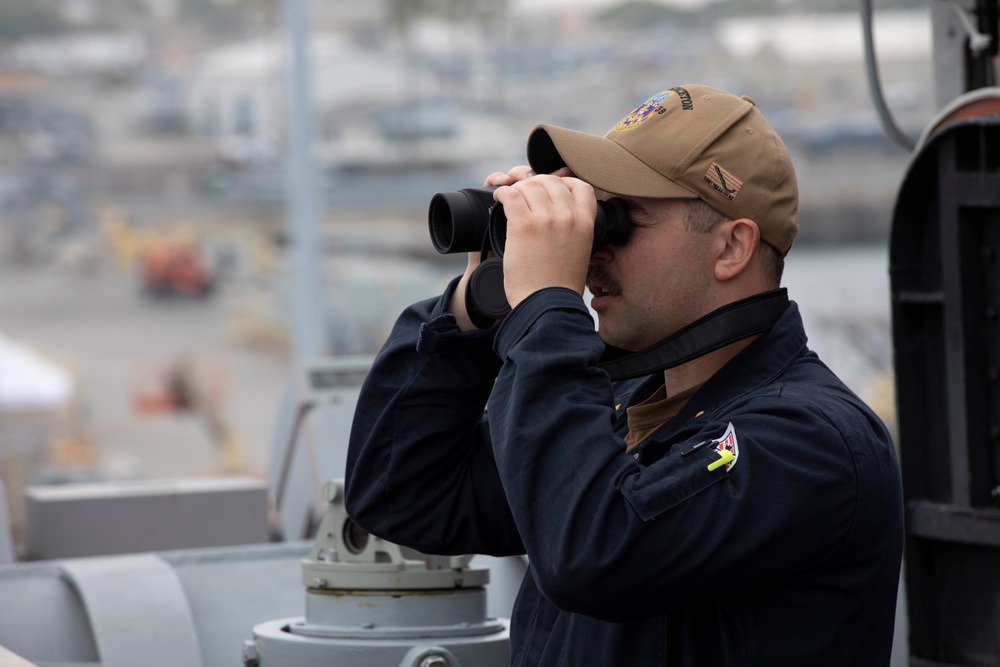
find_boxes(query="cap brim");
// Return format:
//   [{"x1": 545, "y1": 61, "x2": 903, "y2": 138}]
[{"x1": 527, "y1": 124, "x2": 699, "y2": 199}]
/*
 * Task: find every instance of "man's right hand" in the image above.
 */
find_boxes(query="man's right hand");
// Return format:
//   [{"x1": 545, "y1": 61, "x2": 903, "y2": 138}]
[{"x1": 447, "y1": 165, "x2": 538, "y2": 331}]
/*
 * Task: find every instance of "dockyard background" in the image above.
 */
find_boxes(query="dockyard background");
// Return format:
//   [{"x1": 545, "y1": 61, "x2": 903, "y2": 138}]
[{"x1": 0, "y1": 0, "x2": 923, "y2": 548}]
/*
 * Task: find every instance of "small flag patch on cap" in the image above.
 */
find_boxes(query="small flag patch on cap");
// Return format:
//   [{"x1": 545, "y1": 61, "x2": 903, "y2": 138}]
[{"x1": 704, "y1": 162, "x2": 743, "y2": 200}]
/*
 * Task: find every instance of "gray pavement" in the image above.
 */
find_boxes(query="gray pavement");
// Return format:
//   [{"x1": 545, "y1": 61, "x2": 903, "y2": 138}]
[{"x1": 0, "y1": 258, "x2": 290, "y2": 480}]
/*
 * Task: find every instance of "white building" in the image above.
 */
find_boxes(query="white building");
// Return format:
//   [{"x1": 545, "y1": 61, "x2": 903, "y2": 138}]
[
  {"x1": 712, "y1": 9, "x2": 933, "y2": 123},
  {"x1": 183, "y1": 30, "x2": 519, "y2": 172}
]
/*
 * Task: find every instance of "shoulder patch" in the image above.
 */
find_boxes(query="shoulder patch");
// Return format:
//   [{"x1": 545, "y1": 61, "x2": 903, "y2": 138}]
[{"x1": 715, "y1": 422, "x2": 739, "y2": 471}]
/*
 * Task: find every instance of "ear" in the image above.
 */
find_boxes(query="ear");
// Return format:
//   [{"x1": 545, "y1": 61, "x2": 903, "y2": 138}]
[{"x1": 714, "y1": 218, "x2": 760, "y2": 282}]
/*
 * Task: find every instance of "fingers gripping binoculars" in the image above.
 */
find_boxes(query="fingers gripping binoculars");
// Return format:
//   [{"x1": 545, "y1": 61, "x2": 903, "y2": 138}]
[{"x1": 428, "y1": 187, "x2": 631, "y2": 329}]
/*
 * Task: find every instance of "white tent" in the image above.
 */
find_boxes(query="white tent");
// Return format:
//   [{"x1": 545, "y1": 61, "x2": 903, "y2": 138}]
[{"x1": 0, "y1": 332, "x2": 72, "y2": 411}]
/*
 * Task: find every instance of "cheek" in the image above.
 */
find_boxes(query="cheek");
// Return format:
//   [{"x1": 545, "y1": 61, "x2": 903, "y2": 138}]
[
  {"x1": 617, "y1": 236, "x2": 660, "y2": 278},
  {"x1": 622, "y1": 244, "x2": 674, "y2": 294},
  {"x1": 626, "y1": 246, "x2": 700, "y2": 315}
]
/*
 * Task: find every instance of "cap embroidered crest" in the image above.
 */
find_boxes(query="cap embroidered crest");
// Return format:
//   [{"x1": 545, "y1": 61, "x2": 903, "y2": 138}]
[
  {"x1": 715, "y1": 422, "x2": 739, "y2": 471},
  {"x1": 704, "y1": 162, "x2": 743, "y2": 200},
  {"x1": 613, "y1": 90, "x2": 676, "y2": 132}
]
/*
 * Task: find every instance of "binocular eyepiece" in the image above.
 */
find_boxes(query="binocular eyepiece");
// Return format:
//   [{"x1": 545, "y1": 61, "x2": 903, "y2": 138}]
[{"x1": 427, "y1": 186, "x2": 631, "y2": 329}]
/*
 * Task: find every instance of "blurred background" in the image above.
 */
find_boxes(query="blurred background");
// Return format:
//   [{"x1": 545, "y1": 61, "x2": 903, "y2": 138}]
[{"x1": 0, "y1": 0, "x2": 928, "y2": 548}]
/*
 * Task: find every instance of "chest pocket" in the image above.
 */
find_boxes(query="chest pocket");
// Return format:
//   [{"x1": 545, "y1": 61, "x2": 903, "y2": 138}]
[{"x1": 618, "y1": 444, "x2": 731, "y2": 522}]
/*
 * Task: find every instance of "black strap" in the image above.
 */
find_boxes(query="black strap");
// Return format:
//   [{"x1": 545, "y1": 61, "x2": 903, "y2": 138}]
[{"x1": 598, "y1": 289, "x2": 789, "y2": 380}]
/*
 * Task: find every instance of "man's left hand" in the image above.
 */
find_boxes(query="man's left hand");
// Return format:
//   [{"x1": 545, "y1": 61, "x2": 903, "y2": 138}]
[{"x1": 493, "y1": 172, "x2": 598, "y2": 309}]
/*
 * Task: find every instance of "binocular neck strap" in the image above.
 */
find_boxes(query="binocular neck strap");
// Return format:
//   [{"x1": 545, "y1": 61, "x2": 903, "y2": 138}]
[{"x1": 598, "y1": 288, "x2": 789, "y2": 381}]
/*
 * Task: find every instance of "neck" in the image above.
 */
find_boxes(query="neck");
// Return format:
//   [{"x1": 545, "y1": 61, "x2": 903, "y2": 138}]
[
  {"x1": 663, "y1": 334, "x2": 761, "y2": 395},
  {"x1": 598, "y1": 288, "x2": 788, "y2": 381}
]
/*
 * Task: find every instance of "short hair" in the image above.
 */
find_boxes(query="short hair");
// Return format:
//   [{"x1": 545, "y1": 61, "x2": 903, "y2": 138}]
[
  {"x1": 758, "y1": 240, "x2": 785, "y2": 287},
  {"x1": 682, "y1": 199, "x2": 784, "y2": 287},
  {"x1": 683, "y1": 198, "x2": 727, "y2": 234}
]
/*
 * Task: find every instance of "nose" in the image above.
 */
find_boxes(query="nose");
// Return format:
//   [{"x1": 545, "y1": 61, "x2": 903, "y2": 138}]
[{"x1": 590, "y1": 242, "x2": 613, "y2": 263}]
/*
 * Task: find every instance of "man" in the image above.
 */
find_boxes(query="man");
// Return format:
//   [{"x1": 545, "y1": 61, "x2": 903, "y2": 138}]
[{"x1": 345, "y1": 85, "x2": 904, "y2": 665}]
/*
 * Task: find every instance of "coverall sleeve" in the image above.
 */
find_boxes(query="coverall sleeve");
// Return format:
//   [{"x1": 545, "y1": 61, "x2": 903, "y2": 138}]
[
  {"x1": 344, "y1": 281, "x2": 525, "y2": 557},
  {"x1": 489, "y1": 288, "x2": 883, "y2": 622}
]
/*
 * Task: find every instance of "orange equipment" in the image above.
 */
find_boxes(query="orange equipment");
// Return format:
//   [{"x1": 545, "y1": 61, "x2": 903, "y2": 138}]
[{"x1": 139, "y1": 239, "x2": 214, "y2": 298}]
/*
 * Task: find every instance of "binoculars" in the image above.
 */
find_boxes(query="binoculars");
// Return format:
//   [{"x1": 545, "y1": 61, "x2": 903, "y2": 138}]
[{"x1": 428, "y1": 187, "x2": 631, "y2": 328}]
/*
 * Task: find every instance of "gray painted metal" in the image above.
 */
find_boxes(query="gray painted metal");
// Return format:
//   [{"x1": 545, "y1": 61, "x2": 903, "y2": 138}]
[
  {"x1": 297, "y1": 589, "x2": 503, "y2": 639},
  {"x1": 283, "y1": 0, "x2": 326, "y2": 362},
  {"x1": 0, "y1": 559, "x2": 101, "y2": 663},
  {"x1": 0, "y1": 479, "x2": 14, "y2": 564},
  {"x1": 0, "y1": 542, "x2": 311, "y2": 666},
  {"x1": 930, "y1": 0, "x2": 979, "y2": 110},
  {"x1": 0, "y1": 538, "x2": 523, "y2": 667},
  {"x1": 245, "y1": 480, "x2": 510, "y2": 666},
  {"x1": 268, "y1": 357, "x2": 372, "y2": 541},
  {"x1": 24, "y1": 477, "x2": 270, "y2": 559},
  {"x1": 60, "y1": 554, "x2": 204, "y2": 667},
  {"x1": 252, "y1": 616, "x2": 509, "y2": 667},
  {"x1": 303, "y1": 480, "x2": 490, "y2": 592}
]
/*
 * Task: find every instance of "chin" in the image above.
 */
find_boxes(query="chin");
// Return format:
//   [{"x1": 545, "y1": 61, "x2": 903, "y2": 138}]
[{"x1": 598, "y1": 329, "x2": 632, "y2": 351}]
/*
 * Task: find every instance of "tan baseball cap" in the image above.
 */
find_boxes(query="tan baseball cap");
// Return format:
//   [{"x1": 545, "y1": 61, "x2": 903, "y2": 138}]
[{"x1": 526, "y1": 84, "x2": 799, "y2": 255}]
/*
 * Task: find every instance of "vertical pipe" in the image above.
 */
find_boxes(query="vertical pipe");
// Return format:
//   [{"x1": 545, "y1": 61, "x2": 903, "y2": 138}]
[{"x1": 283, "y1": 0, "x2": 325, "y2": 360}]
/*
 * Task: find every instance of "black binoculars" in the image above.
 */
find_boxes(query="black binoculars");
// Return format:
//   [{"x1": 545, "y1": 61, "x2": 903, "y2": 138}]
[{"x1": 427, "y1": 186, "x2": 631, "y2": 328}]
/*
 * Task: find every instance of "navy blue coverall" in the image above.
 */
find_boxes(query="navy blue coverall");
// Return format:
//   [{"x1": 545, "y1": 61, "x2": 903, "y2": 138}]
[{"x1": 345, "y1": 282, "x2": 904, "y2": 666}]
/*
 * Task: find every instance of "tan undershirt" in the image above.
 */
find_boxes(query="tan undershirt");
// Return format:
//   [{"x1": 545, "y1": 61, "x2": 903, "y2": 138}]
[{"x1": 624, "y1": 382, "x2": 703, "y2": 453}]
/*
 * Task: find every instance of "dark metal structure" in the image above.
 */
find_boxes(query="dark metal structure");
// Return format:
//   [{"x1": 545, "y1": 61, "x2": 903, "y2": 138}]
[{"x1": 890, "y1": 90, "x2": 1000, "y2": 666}]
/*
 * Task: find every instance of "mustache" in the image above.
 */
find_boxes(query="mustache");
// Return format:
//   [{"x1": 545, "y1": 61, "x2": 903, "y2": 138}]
[{"x1": 586, "y1": 265, "x2": 621, "y2": 294}]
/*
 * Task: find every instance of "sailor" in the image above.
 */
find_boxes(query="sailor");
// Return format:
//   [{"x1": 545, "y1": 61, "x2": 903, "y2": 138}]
[{"x1": 345, "y1": 84, "x2": 904, "y2": 666}]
